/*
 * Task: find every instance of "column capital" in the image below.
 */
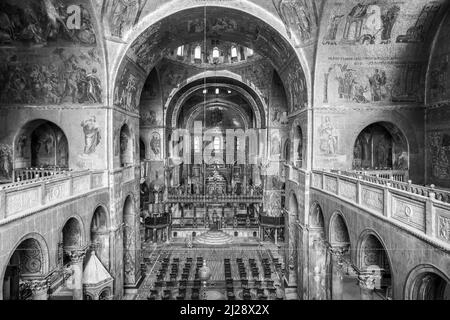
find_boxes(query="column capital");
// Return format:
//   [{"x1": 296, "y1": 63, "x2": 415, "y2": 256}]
[
  {"x1": 357, "y1": 273, "x2": 379, "y2": 291},
  {"x1": 20, "y1": 278, "x2": 50, "y2": 294},
  {"x1": 64, "y1": 247, "x2": 88, "y2": 264}
]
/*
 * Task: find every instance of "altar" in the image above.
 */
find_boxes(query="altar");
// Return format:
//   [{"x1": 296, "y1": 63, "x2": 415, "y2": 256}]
[{"x1": 206, "y1": 168, "x2": 227, "y2": 195}]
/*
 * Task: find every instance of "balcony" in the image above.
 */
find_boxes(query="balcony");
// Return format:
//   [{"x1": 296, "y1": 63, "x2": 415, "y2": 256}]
[
  {"x1": 311, "y1": 170, "x2": 450, "y2": 247},
  {"x1": 0, "y1": 169, "x2": 107, "y2": 222}
]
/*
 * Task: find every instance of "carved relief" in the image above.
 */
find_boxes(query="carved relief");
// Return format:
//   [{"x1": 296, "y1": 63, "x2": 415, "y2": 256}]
[
  {"x1": 339, "y1": 180, "x2": 357, "y2": 202},
  {"x1": 6, "y1": 188, "x2": 40, "y2": 216},
  {"x1": 438, "y1": 215, "x2": 450, "y2": 242},
  {"x1": 45, "y1": 181, "x2": 70, "y2": 203},
  {"x1": 392, "y1": 196, "x2": 426, "y2": 231},
  {"x1": 324, "y1": 176, "x2": 338, "y2": 194},
  {"x1": 361, "y1": 186, "x2": 384, "y2": 213}
]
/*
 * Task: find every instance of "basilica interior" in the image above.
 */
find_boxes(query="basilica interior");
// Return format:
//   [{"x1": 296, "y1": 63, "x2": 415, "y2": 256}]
[{"x1": 0, "y1": 0, "x2": 449, "y2": 301}]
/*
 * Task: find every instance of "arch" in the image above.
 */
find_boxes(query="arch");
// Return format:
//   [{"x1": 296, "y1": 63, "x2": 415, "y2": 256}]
[
  {"x1": 90, "y1": 205, "x2": 110, "y2": 267},
  {"x1": 288, "y1": 192, "x2": 299, "y2": 221},
  {"x1": 110, "y1": 4, "x2": 310, "y2": 119},
  {"x1": 292, "y1": 122, "x2": 303, "y2": 167},
  {"x1": 139, "y1": 138, "x2": 146, "y2": 161},
  {"x1": 119, "y1": 124, "x2": 133, "y2": 167},
  {"x1": 309, "y1": 202, "x2": 325, "y2": 229},
  {"x1": 283, "y1": 138, "x2": 291, "y2": 162},
  {"x1": 352, "y1": 122, "x2": 409, "y2": 171},
  {"x1": 357, "y1": 229, "x2": 394, "y2": 299},
  {"x1": 62, "y1": 217, "x2": 84, "y2": 251},
  {"x1": 328, "y1": 211, "x2": 350, "y2": 246},
  {"x1": 1, "y1": 233, "x2": 49, "y2": 300},
  {"x1": 167, "y1": 77, "x2": 267, "y2": 129},
  {"x1": 13, "y1": 119, "x2": 69, "y2": 179},
  {"x1": 404, "y1": 264, "x2": 450, "y2": 300}
]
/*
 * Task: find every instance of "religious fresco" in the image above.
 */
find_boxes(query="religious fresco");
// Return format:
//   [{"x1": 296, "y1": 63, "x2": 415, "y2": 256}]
[
  {"x1": 81, "y1": 115, "x2": 101, "y2": 154},
  {"x1": 139, "y1": 69, "x2": 163, "y2": 127},
  {"x1": 0, "y1": 0, "x2": 97, "y2": 47},
  {"x1": 281, "y1": 59, "x2": 308, "y2": 113},
  {"x1": 114, "y1": 59, "x2": 145, "y2": 113},
  {"x1": 149, "y1": 130, "x2": 162, "y2": 161},
  {"x1": 428, "y1": 131, "x2": 450, "y2": 180},
  {"x1": 272, "y1": 0, "x2": 319, "y2": 47},
  {"x1": 321, "y1": 1, "x2": 444, "y2": 46},
  {"x1": 0, "y1": 144, "x2": 13, "y2": 182},
  {"x1": 0, "y1": 47, "x2": 103, "y2": 105},
  {"x1": 322, "y1": 61, "x2": 424, "y2": 105},
  {"x1": 427, "y1": 11, "x2": 450, "y2": 103},
  {"x1": 318, "y1": 116, "x2": 339, "y2": 156},
  {"x1": 105, "y1": 0, "x2": 148, "y2": 38}
]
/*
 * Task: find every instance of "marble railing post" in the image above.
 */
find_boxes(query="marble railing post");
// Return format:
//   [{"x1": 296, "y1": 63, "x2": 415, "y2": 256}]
[{"x1": 65, "y1": 248, "x2": 87, "y2": 300}]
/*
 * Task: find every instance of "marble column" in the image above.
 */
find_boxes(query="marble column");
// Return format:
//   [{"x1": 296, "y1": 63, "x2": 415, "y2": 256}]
[
  {"x1": 65, "y1": 248, "x2": 87, "y2": 300},
  {"x1": 330, "y1": 247, "x2": 347, "y2": 300},
  {"x1": 274, "y1": 228, "x2": 278, "y2": 245},
  {"x1": 358, "y1": 274, "x2": 377, "y2": 300}
]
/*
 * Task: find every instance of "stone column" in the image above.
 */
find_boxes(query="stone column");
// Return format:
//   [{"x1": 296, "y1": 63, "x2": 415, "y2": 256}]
[
  {"x1": 358, "y1": 274, "x2": 377, "y2": 300},
  {"x1": 330, "y1": 247, "x2": 347, "y2": 300},
  {"x1": 65, "y1": 248, "x2": 87, "y2": 300},
  {"x1": 274, "y1": 228, "x2": 278, "y2": 245}
]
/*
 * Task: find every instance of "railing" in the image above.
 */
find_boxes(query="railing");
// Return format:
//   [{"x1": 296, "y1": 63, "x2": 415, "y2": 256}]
[
  {"x1": 0, "y1": 169, "x2": 107, "y2": 222},
  {"x1": 171, "y1": 216, "x2": 259, "y2": 229},
  {"x1": 285, "y1": 164, "x2": 306, "y2": 185},
  {"x1": 260, "y1": 215, "x2": 285, "y2": 227},
  {"x1": 334, "y1": 170, "x2": 450, "y2": 204},
  {"x1": 167, "y1": 194, "x2": 263, "y2": 203},
  {"x1": 311, "y1": 170, "x2": 450, "y2": 246},
  {"x1": 14, "y1": 167, "x2": 72, "y2": 182},
  {"x1": 144, "y1": 215, "x2": 170, "y2": 227},
  {"x1": 351, "y1": 169, "x2": 409, "y2": 182}
]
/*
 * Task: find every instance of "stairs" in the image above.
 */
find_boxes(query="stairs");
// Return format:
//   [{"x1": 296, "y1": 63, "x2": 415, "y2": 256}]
[
  {"x1": 49, "y1": 286, "x2": 73, "y2": 300},
  {"x1": 193, "y1": 231, "x2": 234, "y2": 246}
]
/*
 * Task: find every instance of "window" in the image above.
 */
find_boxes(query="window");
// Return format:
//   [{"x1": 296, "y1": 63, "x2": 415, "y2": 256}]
[
  {"x1": 194, "y1": 136, "x2": 201, "y2": 153},
  {"x1": 177, "y1": 45, "x2": 184, "y2": 57},
  {"x1": 213, "y1": 136, "x2": 221, "y2": 151},
  {"x1": 194, "y1": 45, "x2": 201, "y2": 60},
  {"x1": 212, "y1": 47, "x2": 220, "y2": 59},
  {"x1": 231, "y1": 46, "x2": 238, "y2": 58},
  {"x1": 247, "y1": 48, "x2": 254, "y2": 56}
]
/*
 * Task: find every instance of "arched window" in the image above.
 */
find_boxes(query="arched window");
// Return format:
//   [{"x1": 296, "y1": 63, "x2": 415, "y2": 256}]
[
  {"x1": 177, "y1": 45, "x2": 184, "y2": 57},
  {"x1": 231, "y1": 46, "x2": 238, "y2": 58},
  {"x1": 194, "y1": 45, "x2": 202, "y2": 60},
  {"x1": 212, "y1": 47, "x2": 220, "y2": 59},
  {"x1": 213, "y1": 137, "x2": 221, "y2": 151},
  {"x1": 194, "y1": 136, "x2": 201, "y2": 153}
]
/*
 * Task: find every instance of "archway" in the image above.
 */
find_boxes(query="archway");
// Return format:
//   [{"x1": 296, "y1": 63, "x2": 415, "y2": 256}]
[
  {"x1": 62, "y1": 218, "x2": 84, "y2": 263},
  {"x1": 14, "y1": 119, "x2": 69, "y2": 181},
  {"x1": 358, "y1": 231, "x2": 393, "y2": 300},
  {"x1": 90, "y1": 206, "x2": 109, "y2": 269},
  {"x1": 353, "y1": 122, "x2": 408, "y2": 174},
  {"x1": 328, "y1": 212, "x2": 356, "y2": 300},
  {"x1": 2, "y1": 237, "x2": 48, "y2": 300},
  {"x1": 120, "y1": 124, "x2": 133, "y2": 167},
  {"x1": 405, "y1": 265, "x2": 450, "y2": 300},
  {"x1": 293, "y1": 124, "x2": 303, "y2": 167},
  {"x1": 308, "y1": 202, "x2": 327, "y2": 300}
]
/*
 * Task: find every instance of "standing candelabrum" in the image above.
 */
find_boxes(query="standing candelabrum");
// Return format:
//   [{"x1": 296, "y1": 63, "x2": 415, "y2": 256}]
[{"x1": 199, "y1": 260, "x2": 212, "y2": 300}]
